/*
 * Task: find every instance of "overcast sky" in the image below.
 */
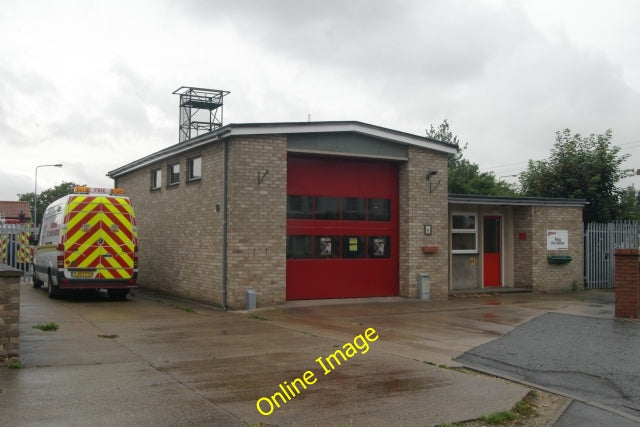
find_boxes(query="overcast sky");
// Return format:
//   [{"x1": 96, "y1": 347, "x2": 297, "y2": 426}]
[{"x1": 2, "y1": 0, "x2": 640, "y2": 201}]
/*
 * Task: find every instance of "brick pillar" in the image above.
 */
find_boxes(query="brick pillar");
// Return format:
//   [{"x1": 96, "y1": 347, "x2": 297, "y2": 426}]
[
  {"x1": 614, "y1": 248, "x2": 639, "y2": 319},
  {"x1": 0, "y1": 266, "x2": 21, "y2": 364}
]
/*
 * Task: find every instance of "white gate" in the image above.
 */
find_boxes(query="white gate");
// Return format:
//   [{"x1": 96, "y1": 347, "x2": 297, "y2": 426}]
[
  {"x1": 0, "y1": 224, "x2": 37, "y2": 282},
  {"x1": 584, "y1": 221, "x2": 639, "y2": 288}
]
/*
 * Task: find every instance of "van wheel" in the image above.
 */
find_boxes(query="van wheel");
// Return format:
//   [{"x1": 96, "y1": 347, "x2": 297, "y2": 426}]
[
  {"x1": 108, "y1": 289, "x2": 129, "y2": 300},
  {"x1": 32, "y1": 264, "x2": 42, "y2": 288},
  {"x1": 33, "y1": 272, "x2": 44, "y2": 289},
  {"x1": 47, "y1": 273, "x2": 57, "y2": 299}
]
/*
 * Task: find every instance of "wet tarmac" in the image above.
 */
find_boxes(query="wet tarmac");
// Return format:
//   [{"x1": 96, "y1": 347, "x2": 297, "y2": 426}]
[
  {"x1": 0, "y1": 284, "x2": 626, "y2": 425},
  {"x1": 456, "y1": 310, "x2": 640, "y2": 425}
]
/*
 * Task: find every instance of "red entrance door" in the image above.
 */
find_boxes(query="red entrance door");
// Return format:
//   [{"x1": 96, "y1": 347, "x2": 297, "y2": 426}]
[
  {"x1": 286, "y1": 156, "x2": 399, "y2": 300},
  {"x1": 483, "y1": 216, "x2": 502, "y2": 287}
]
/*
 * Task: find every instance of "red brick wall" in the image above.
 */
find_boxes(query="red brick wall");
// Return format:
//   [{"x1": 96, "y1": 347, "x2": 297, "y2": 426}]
[{"x1": 614, "y1": 248, "x2": 639, "y2": 318}]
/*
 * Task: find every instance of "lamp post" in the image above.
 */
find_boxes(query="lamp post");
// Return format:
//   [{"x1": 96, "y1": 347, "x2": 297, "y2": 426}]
[{"x1": 34, "y1": 164, "x2": 63, "y2": 228}]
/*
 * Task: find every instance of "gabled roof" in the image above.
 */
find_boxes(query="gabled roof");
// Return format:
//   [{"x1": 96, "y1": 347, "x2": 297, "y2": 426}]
[
  {"x1": 0, "y1": 201, "x2": 32, "y2": 220},
  {"x1": 108, "y1": 121, "x2": 458, "y2": 178},
  {"x1": 448, "y1": 194, "x2": 587, "y2": 207}
]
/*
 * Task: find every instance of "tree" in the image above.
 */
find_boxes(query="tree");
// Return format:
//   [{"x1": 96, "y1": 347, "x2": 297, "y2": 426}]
[
  {"x1": 519, "y1": 129, "x2": 628, "y2": 222},
  {"x1": 616, "y1": 185, "x2": 640, "y2": 221},
  {"x1": 426, "y1": 119, "x2": 516, "y2": 196},
  {"x1": 18, "y1": 181, "x2": 78, "y2": 226}
]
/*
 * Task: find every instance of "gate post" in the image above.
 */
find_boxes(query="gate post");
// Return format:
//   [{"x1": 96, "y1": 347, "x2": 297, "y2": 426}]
[{"x1": 614, "y1": 248, "x2": 639, "y2": 318}]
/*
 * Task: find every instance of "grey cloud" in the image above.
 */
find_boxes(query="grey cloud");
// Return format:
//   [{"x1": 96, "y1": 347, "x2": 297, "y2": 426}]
[
  {"x1": 0, "y1": 170, "x2": 33, "y2": 201},
  {"x1": 179, "y1": 0, "x2": 536, "y2": 84}
]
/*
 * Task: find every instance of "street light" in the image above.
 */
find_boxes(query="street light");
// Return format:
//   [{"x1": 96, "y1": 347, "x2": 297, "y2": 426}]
[{"x1": 34, "y1": 164, "x2": 63, "y2": 228}]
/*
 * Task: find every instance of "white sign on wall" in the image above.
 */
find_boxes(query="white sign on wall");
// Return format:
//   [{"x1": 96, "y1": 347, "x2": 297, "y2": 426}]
[{"x1": 547, "y1": 230, "x2": 569, "y2": 251}]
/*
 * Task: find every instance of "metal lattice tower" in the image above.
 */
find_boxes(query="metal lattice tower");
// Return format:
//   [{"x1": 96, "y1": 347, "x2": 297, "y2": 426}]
[{"x1": 173, "y1": 86, "x2": 230, "y2": 142}]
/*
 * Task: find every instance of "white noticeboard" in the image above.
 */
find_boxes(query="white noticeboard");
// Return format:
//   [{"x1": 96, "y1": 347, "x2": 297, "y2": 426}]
[{"x1": 547, "y1": 230, "x2": 569, "y2": 251}]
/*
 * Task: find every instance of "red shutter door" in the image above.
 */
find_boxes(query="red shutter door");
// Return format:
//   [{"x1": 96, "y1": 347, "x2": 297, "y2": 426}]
[{"x1": 286, "y1": 156, "x2": 399, "y2": 300}]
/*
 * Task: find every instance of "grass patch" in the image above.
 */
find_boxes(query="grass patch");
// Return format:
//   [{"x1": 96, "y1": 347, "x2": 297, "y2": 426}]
[
  {"x1": 154, "y1": 299, "x2": 195, "y2": 313},
  {"x1": 479, "y1": 410, "x2": 519, "y2": 424},
  {"x1": 33, "y1": 322, "x2": 59, "y2": 331},
  {"x1": 249, "y1": 314, "x2": 267, "y2": 320},
  {"x1": 476, "y1": 397, "x2": 535, "y2": 425},
  {"x1": 173, "y1": 304, "x2": 195, "y2": 313},
  {"x1": 513, "y1": 399, "x2": 534, "y2": 416},
  {"x1": 7, "y1": 359, "x2": 22, "y2": 369}
]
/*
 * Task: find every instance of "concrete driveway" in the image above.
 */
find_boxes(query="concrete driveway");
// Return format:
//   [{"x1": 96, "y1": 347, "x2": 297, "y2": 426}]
[{"x1": 0, "y1": 284, "x2": 618, "y2": 426}]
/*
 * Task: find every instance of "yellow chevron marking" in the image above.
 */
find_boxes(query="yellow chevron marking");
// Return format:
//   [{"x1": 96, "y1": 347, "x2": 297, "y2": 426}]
[{"x1": 62, "y1": 195, "x2": 135, "y2": 276}]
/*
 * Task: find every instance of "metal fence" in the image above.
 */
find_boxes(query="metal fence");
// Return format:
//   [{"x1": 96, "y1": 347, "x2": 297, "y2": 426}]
[
  {"x1": 0, "y1": 224, "x2": 37, "y2": 282},
  {"x1": 584, "y1": 221, "x2": 639, "y2": 289}
]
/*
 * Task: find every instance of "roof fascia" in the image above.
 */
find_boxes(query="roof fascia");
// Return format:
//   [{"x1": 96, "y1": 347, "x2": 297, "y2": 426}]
[
  {"x1": 448, "y1": 194, "x2": 587, "y2": 207},
  {"x1": 108, "y1": 121, "x2": 457, "y2": 178},
  {"x1": 226, "y1": 122, "x2": 458, "y2": 154}
]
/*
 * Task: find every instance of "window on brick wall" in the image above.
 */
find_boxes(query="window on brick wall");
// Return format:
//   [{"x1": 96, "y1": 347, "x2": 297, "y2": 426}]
[
  {"x1": 151, "y1": 169, "x2": 162, "y2": 190},
  {"x1": 167, "y1": 163, "x2": 180, "y2": 186},
  {"x1": 451, "y1": 212, "x2": 477, "y2": 253},
  {"x1": 187, "y1": 156, "x2": 202, "y2": 181}
]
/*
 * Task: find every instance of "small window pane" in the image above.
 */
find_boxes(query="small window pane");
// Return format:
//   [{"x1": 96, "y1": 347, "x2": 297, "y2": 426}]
[
  {"x1": 287, "y1": 195, "x2": 313, "y2": 219},
  {"x1": 342, "y1": 236, "x2": 365, "y2": 258},
  {"x1": 452, "y1": 214, "x2": 475, "y2": 230},
  {"x1": 168, "y1": 164, "x2": 180, "y2": 185},
  {"x1": 452, "y1": 233, "x2": 477, "y2": 251},
  {"x1": 342, "y1": 197, "x2": 365, "y2": 220},
  {"x1": 287, "y1": 235, "x2": 312, "y2": 259},
  {"x1": 368, "y1": 199, "x2": 390, "y2": 221},
  {"x1": 315, "y1": 236, "x2": 340, "y2": 258},
  {"x1": 151, "y1": 169, "x2": 162, "y2": 189},
  {"x1": 368, "y1": 236, "x2": 390, "y2": 258},
  {"x1": 188, "y1": 157, "x2": 202, "y2": 180},
  {"x1": 315, "y1": 196, "x2": 340, "y2": 220}
]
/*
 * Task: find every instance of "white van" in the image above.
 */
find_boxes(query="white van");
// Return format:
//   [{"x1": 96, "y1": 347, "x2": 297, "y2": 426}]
[{"x1": 33, "y1": 186, "x2": 138, "y2": 299}]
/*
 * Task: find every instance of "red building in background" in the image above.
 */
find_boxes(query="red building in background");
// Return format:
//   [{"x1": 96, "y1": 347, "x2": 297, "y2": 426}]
[{"x1": 0, "y1": 201, "x2": 31, "y2": 224}]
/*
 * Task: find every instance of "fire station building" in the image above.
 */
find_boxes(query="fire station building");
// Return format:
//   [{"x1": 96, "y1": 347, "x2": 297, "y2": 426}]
[{"x1": 108, "y1": 121, "x2": 584, "y2": 309}]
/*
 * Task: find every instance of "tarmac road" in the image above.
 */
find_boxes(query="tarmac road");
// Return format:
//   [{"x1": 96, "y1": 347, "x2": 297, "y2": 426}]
[
  {"x1": 456, "y1": 310, "x2": 640, "y2": 425},
  {"x1": 0, "y1": 284, "x2": 631, "y2": 426}
]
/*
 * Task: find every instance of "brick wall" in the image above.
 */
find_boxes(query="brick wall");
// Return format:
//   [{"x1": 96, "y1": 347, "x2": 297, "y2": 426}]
[
  {"x1": 513, "y1": 207, "x2": 533, "y2": 288},
  {"x1": 117, "y1": 134, "x2": 450, "y2": 306},
  {"x1": 614, "y1": 248, "x2": 639, "y2": 318},
  {"x1": 0, "y1": 267, "x2": 20, "y2": 364},
  {"x1": 398, "y1": 147, "x2": 449, "y2": 300},
  {"x1": 115, "y1": 135, "x2": 288, "y2": 309},
  {"x1": 116, "y1": 144, "x2": 225, "y2": 305},
  {"x1": 514, "y1": 205, "x2": 583, "y2": 292},
  {"x1": 226, "y1": 135, "x2": 287, "y2": 308}
]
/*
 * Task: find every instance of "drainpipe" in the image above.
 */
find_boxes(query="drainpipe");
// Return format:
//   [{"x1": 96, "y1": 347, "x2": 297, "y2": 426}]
[{"x1": 221, "y1": 138, "x2": 229, "y2": 310}]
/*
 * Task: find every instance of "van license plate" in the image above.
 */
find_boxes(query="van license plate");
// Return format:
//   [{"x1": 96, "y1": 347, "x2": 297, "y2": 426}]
[{"x1": 72, "y1": 271, "x2": 94, "y2": 278}]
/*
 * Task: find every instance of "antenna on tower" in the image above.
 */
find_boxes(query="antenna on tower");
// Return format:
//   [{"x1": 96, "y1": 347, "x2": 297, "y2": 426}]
[{"x1": 173, "y1": 86, "x2": 230, "y2": 143}]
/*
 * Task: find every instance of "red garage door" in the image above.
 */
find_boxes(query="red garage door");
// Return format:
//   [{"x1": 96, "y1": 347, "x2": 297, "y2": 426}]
[{"x1": 287, "y1": 156, "x2": 399, "y2": 300}]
